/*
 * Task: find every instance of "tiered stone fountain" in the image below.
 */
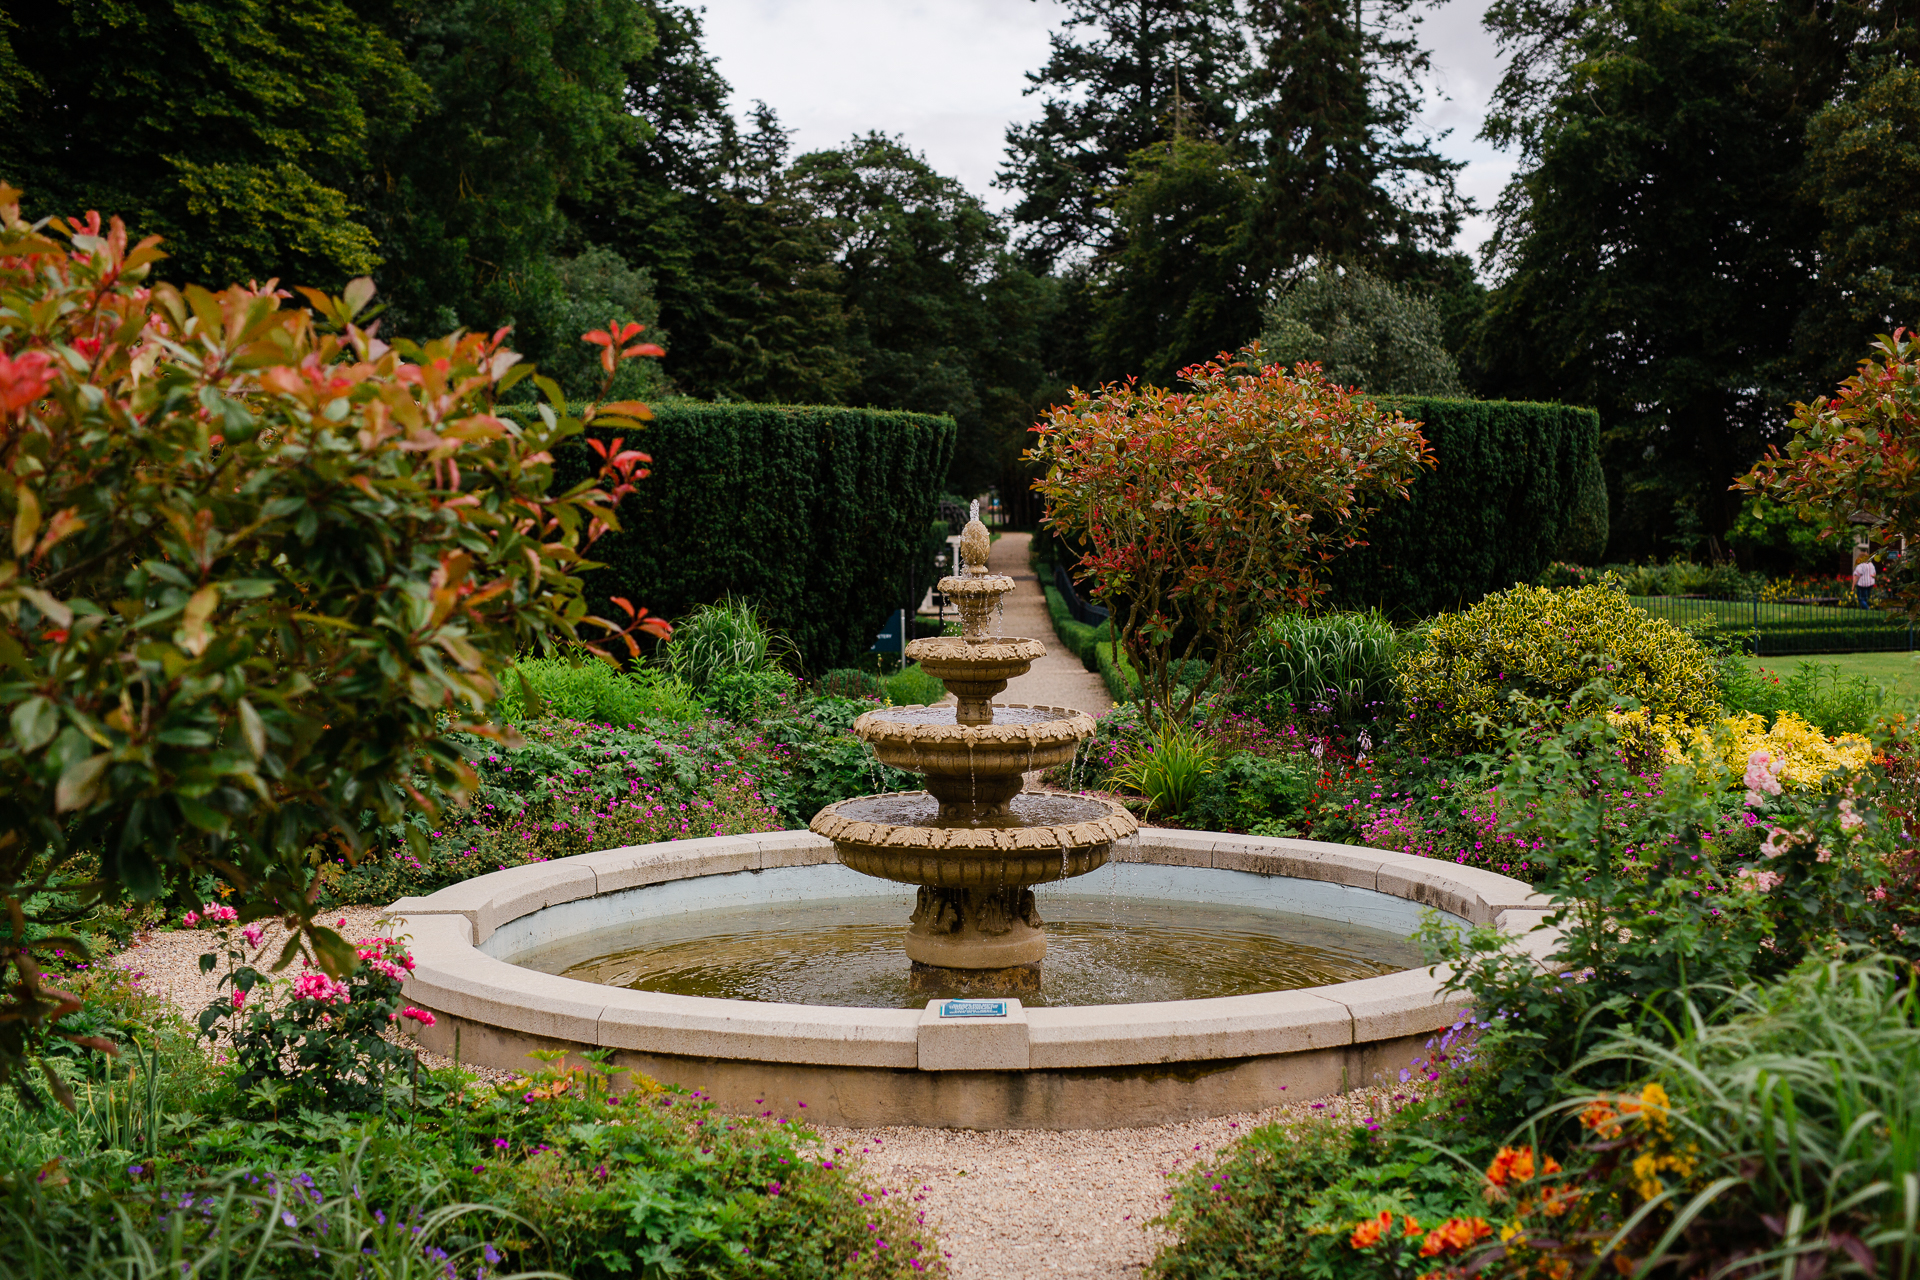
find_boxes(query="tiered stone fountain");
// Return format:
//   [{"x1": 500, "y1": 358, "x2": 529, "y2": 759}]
[{"x1": 809, "y1": 507, "x2": 1137, "y2": 994}]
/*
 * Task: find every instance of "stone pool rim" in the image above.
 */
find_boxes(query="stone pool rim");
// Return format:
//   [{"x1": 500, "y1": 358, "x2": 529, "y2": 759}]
[{"x1": 389, "y1": 828, "x2": 1556, "y2": 1129}]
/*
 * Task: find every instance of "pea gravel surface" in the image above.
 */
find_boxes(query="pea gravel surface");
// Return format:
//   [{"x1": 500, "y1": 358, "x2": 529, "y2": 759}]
[{"x1": 111, "y1": 912, "x2": 1398, "y2": 1276}]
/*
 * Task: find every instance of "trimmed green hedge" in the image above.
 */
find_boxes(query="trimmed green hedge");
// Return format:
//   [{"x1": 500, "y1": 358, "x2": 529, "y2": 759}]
[
  {"x1": 561, "y1": 404, "x2": 955, "y2": 672},
  {"x1": 1096, "y1": 641, "x2": 1141, "y2": 704},
  {"x1": 1043, "y1": 583, "x2": 1111, "y2": 672},
  {"x1": 1328, "y1": 398, "x2": 1601, "y2": 618}
]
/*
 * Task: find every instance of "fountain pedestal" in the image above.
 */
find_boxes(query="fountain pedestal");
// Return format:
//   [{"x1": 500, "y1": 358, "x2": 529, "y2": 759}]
[{"x1": 809, "y1": 507, "x2": 1135, "y2": 994}]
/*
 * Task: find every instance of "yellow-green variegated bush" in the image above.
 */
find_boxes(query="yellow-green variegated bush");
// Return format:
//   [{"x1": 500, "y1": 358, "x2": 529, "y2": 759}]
[{"x1": 1396, "y1": 581, "x2": 1720, "y2": 754}]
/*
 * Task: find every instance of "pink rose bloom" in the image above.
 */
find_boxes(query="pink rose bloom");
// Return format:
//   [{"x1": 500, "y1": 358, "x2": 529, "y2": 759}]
[
  {"x1": 1838, "y1": 799, "x2": 1863, "y2": 831},
  {"x1": 181, "y1": 911, "x2": 200, "y2": 928},
  {"x1": 400, "y1": 1006, "x2": 436, "y2": 1027},
  {"x1": 241, "y1": 924, "x2": 265, "y2": 948},
  {"x1": 291, "y1": 972, "x2": 350, "y2": 1005},
  {"x1": 231, "y1": 988, "x2": 247, "y2": 1009},
  {"x1": 1744, "y1": 750, "x2": 1784, "y2": 802},
  {"x1": 1761, "y1": 827, "x2": 1794, "y2": 858},
  {"x1": 1739, "y1": 867, "x2": 1785, "y2": 892}
]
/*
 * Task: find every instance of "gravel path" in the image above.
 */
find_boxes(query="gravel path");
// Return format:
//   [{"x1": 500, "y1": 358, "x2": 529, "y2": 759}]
[
  {"x1": 108, "y1": 919, "x2": 1393, "y2": 1278},
  {"x1": 989, "y1": 530, "x2": 1113, "y2": 719}
]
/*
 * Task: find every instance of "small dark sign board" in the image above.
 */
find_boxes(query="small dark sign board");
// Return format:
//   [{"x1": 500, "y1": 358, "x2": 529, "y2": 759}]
[{"x1": 939, "y1": 1000, "x2": 1008, "y2": 1018}]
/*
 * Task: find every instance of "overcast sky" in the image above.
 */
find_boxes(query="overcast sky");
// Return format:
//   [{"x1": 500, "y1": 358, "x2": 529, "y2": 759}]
[{"x1": 699, "y1": 0, "x2": 1515, "y2": 264}]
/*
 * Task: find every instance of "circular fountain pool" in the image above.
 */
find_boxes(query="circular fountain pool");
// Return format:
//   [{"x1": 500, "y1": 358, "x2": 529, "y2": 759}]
[
  {"x1": 389, "y1": 828, "x2": 1554, "y2": 1129},
  {"x1": 510, "y1": 869, "x2": 1424, "y2": 1008}
]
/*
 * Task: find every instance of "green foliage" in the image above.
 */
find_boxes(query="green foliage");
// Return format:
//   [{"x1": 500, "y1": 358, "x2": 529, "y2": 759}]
[
  {"x1": 1260, "y1": 264, "x2": 1466, "y2": 396},
  {"x1": 1468, "y1": 0, "x2": 1907, "y2": 558},
  {"x1": 662, "y1": 596, "x2": 794, "y2": 687},
  {"x1": 0, "y1": 207, "x2": 658, "y2": 1090},
  {"x1": 1109, "y1": 722, "x2": 1219, "y2": 817},
  {"x1": 2, "y1": 1021, "x2": 946, "y2": 1278},
  {"x1": 1183, "y1": 752, "x2": 1315, "y2": 834},
  {"x1": 1097, "y1": 642, "x2": 1142, "y2": 704},
  {"x1": 1561, "y1": 956, "x2": 1920, "y2": 1277},
  {"x1": 564, "y1": 405, "x2": 954, "y2": 673},
  {"x1": 1396, "y1": 582, "x2": 1721, "y2": 753},
  {"x1": 883, "y1": 663, "x2": 946, "y2": 707},
  {"x1": 1327, "y1": 397, "x2": 1601, "y2": 617},
  {"x1": 1606, "y1": 557, "x2": 1760, "y2": 598},
  {"x1": 516, "y1": 246, "x2": 668, "y2": 406},
  {"x1": 0, "y1": 0, "x2": 422, "y2": 288},
  {"x1": 816, "y1": 668, "x2": 884, "y2": 699},
  {"x1": 1720, "y1": 659, "x2": 1886, "y2": 737},
  {"x1": 1804, "y1": 62, "x2": 1920, "y2": 385},
  {"x1": 1742, "y1": 331, "x2": 1920, "y2": 617},
  {"x1": 1559, "y1": 448, "x2": 1610, "y2": 564},
  {"x1": 494, "y1": 658, "x2": 700, "y2": 726},
  {"x1": 1091, "y1": 138, "x2": 1263, "y2": 386},
  {"x1": 1725, "y1": 494, "x2": 1843, "y2": 576},
  {"x1": 360, "y1": 0, "x2": 652, "y2": 342},
  {"x1": 1239, "y1": 611, "x2": 1401, "y2": 727},
  {"x1": 1042, "y1": 583, "x2": 1112, "y2": 672}
]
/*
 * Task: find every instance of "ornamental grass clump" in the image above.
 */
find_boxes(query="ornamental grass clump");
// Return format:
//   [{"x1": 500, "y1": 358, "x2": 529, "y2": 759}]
[{"x1": 1396, "y1": 581, "x2": 1721, "y2": 755}]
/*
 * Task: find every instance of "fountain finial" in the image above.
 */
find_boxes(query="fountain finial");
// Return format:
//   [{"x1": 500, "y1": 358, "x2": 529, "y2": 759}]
[{"x1": 959, "y1": 510, "x2": 991, "y2": 578}]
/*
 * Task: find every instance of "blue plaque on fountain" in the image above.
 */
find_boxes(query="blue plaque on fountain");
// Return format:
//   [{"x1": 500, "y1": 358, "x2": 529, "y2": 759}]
[{"x1": 940, "y1": 999, "x2": 1008, "y2": 1018}]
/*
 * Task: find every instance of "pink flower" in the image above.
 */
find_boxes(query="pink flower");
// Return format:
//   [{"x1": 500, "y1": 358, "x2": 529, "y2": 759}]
[
  {"x1": 400, "y1": 1006, "x2": 436, "y2": 1027},
  {"x1": 1739, "y1": 867, "x2": 1784, "y2": 892},
  {"x1": 291, "y1": 972, "x2": 350, "y2": 1005},
  {"x1": 231, "y1": 988, "x2": 247, "y2": 1009},
  {"x1": 201, "y1": 903, "x2": 238, "y2": 924},
  {"x1": 241, "y1": 924, "x2": 264, "y2": 948},
  {"x1": 181, "y1": 911, "x2": 200, "y2": 928},
  {"x1": 1744, "y1": 750, "x2": 1784, "y2": 804},
  {"x1": 1761, "y1": 827, "x2": 1794, "y2": 858},
  {"x1": 1839, "y1": 799, "x2": 1863, "y2": 832}
]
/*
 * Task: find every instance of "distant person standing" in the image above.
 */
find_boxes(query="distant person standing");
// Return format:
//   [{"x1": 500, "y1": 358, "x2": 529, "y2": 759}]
[{"x1": 1854, "y1": 553, "x2": 1877, "y2": 608}]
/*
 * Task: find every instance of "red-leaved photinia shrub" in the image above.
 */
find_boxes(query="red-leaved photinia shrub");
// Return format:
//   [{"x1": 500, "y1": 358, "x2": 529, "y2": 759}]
[
  {"x1": 0, "y1": 186, "x2": 665, "y2": 1097},
  {"x1": 1029, "y1": 342, "x2": 1431, "y2": 722}
]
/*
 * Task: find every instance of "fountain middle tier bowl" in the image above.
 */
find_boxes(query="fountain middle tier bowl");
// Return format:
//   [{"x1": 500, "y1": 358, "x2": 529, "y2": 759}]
[
  {"x1": 853, "y1": 702, "x2": 1095, "y2": 775},
  {"x1": 810, "y1": 790, "x2": 1136, "y2": 888}
]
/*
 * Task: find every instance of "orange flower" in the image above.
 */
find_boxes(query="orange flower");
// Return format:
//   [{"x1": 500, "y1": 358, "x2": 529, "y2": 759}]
[
  {"x1": 1612, "y1": 1253, "x2": 1637, "y2": 1275},
  {"x1": 1580, "y1": 1099, "x2": 1621, "y2": 1135},
  {"x1": 1538, "y1": 1184, "x2": 1580, "y2": 1217},
  {"x1": 1404, "y1": 1215, "x2": 1424, "y2": 1237},
  {"x1": 1419, "y1": 1217, "x2": 1493, "y2": 1257},
  {"x1": 1487, "y1": 1146, "x2": 1538, "y2": 1186},
  {"x1": 1350, "y1": 1210, "x2": 1392, "y2": 1249}
]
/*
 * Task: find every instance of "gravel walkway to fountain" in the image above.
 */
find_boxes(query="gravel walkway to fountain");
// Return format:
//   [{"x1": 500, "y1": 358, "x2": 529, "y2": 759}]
[
  {"x1": 818, "y1": 1087, "x2": 1391, "y2": 1279},
  {"x1": 989, "y1": 530, "x2": 1112, "y2": 719}
]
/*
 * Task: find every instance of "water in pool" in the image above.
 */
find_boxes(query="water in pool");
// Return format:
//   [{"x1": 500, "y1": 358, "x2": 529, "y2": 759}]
[{"x1": 511, "y1": 891, "x2": 1423, "y2": 1008}]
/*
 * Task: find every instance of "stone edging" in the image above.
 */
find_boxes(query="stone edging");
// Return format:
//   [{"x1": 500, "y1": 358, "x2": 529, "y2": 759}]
[{"x1": 390, "y1": 829, "x2": 1556, "y2": 1077}]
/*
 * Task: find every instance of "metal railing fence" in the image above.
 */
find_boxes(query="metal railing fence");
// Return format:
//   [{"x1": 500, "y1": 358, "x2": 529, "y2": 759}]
[{"x1": 1629, "y1": 594, "x2": 1916, "y2": 655}]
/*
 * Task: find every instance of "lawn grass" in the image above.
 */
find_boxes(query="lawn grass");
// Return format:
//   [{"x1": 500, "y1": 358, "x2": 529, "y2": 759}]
[{"x1": 1748, "y1": 651, "x2": 1920, "y2": 717}]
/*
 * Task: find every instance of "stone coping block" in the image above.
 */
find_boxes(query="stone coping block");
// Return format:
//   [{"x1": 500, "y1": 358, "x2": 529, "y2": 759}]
[
  {"x1": 389, "y1": 827, "x2": 1553, "y2": 1078},
  {"x1": 918, "y1": 1000, "x2": 1030, "y2": 1071}
]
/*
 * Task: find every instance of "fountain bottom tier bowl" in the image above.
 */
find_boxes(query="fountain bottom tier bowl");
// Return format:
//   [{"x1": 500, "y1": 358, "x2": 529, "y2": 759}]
[
  {"x1": 810, "y1": 790, "x2": 1136, "y2": 994},
  {"x1": 388, "y1": 830, "x2": 1555, "y2": 1129}
]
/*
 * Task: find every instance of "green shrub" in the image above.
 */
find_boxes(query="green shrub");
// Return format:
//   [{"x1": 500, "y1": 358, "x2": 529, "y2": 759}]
[
  {"x1": 494, "y1": 657, "x2": 700, "y2": 725},
  {"x1": 816, "y1": 668, "x2": 884, "y2": 699},
  {"x1": 1396, "y1": 581, "x2": 1721, "y2": 753},
  {"x1": 560, "y1": 405, "x2": 955, "y2": 672},
  {"x1": 1183, "y1": 753, "x2": 1315, "y2": 834},
  {"x1": 1239, "y1": 610, "x2": 1400, "y2": 726},
  {"x1": 1042, "y1": 583, "x2": 1110, "y2": 671},
  {"x1": 1328, "y1": 398, "x2": 1600, "y2": 617},
  {"x1": 1557, "y1": 447, "x2": 1610, "y2": 563},
  {"x1": 703, "y1": 668, "x2": 800, "y2": 721},
  {"x1": 883, "y1": 663, "x2": 946, "y2": 707}
]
